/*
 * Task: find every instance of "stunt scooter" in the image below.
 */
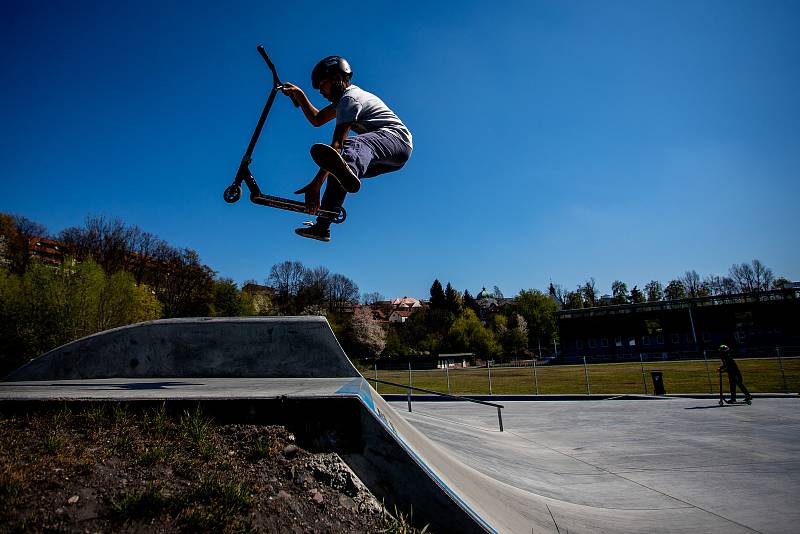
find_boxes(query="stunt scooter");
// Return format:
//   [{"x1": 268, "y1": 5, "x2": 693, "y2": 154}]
[
  {"x1": 718, "y1": 371, "x2": 751, "y2": 406},
  {"x1": 223, "y1": 46, "x2": 346, "y2": 224}
]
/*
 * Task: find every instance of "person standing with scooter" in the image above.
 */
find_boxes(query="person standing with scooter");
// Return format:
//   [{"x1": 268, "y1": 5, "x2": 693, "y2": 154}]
[{"x1": 718, "y1": 344, "x2": 753, "y2": 404}]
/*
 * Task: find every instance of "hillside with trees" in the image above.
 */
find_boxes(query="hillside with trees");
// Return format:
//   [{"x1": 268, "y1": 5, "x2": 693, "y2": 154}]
[{"x1": 1, "y1": 211, "x2": 793, "y2": 375}]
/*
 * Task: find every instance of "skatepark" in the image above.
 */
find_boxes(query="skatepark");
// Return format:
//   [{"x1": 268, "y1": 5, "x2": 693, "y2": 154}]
[{"x1": 2, "y1": 317, "x2": 798, "y2": 533}]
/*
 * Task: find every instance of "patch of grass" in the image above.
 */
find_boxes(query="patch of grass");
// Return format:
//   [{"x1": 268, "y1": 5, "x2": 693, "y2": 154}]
[
  {"x1": 137, "y1": 446, "x2": 167, "y2": 467},
  {"x1": 107, "y1": 431, "x2": 135, "y2": 457},
  {"x1": 109, "y1": 483, "x2": 168, "y2": 521},
  {"x1": 112, "y1": 403, "x2": 131, "y2": 427},
  {"x1": 251, "y1": 434, "x2": 279, "y2": 460},
  {"x1": 0, "y1": 471, "x2": 23, "y2": 513},
  {"x1": 51, "y1": 405, "x2": 73, "y2": 430},
  {"x1": 371, "y1": 357, "x2": 800, "y2": 395},
  {"x1": 380, "y1": 504, "x2": 429, "y2": 533},
  {"x1": 41, "y1": 430, "x2": 63, "y2": 455},
  {"x1": 176, "y1": 477, "x2": 253, "y2": 533},
  {"x1": 179, "y1": 405, "x2": 217, "y2": 458},
  {"x1": 82, "y1": 404, "x2": 107, "y2": 433},
  {"x1": 146, "y1": 403, "x2": 169, "y2": 437}
]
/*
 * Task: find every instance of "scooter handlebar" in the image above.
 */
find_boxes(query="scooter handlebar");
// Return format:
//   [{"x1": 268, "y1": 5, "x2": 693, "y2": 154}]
[{"x1": 257, "y1": 45, "x2": 299, "y2": 107}]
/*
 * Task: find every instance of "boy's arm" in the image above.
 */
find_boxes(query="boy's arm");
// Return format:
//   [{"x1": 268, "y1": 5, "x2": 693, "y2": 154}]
[
  {"x1": 331, "y1": 122, "x2": 352, "y2": 150},
  {"x1": 280, "y1": 83, "x2": 336, "y2": 126}
]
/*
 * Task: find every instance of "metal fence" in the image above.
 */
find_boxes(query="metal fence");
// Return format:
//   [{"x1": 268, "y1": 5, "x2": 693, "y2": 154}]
[{"x1": 366, "y1": 352, "x2": 800, "y2": 396}]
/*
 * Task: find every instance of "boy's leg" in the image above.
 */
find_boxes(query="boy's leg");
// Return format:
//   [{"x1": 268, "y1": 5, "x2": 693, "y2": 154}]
[
  {"x1": 728, "y1": 373, "x2": 737, "y2": 402},
  {"x1": 736, "y1": 374, "x2": 752, "y2": 399},
  {"x1": 303, "y1": 131, "x2": 411, "y2": 236},
  {"x1": 315, "y1": 178, "x2": 347, "y2": 229},
  {"x1": 342, "y1": 131, "x2": 411, "y2": 179}
]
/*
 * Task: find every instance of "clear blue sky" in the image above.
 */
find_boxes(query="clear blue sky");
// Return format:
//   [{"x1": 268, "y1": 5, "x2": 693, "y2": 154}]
[{"x1": 2, "y1": 1, "x2": 799, "y2": 299}]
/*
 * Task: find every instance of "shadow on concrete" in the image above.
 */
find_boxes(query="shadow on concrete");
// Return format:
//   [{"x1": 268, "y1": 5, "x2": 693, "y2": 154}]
[{"x1": 15, "y1": 381, "x2": 203, "y2": 390}]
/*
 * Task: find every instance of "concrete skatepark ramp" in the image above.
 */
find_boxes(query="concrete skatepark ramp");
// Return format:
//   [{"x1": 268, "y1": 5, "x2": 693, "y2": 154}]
[
  {"x1": 4, "y1": 317, "x2": 795, "y2": 532},
  {"x1": 5, "y1": 317, "x2": 360, "y2": 381}
]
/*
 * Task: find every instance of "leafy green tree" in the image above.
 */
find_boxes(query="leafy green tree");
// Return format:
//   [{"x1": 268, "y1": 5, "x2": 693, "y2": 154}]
[
  {"x1": 429, "y1": 279, "x2": 446, "y2": 309},
  {"x1": 566, "y1": 291, "x2": 584, "y2": 310},
  {"x1": 630, "y1": 285, "x2": 645, "y2": 303},
  {"x1": 446, "y1": 308, "x2": 500, "y2": 359},
  {"x1": 0, "y1": 259, "x2": 162, "y2": 376},
  {"x1": 158, "y1": 249, "x2": 215, "y2": 317},
  {"x1": 664, "y1": 279, "x2": 687, "y2": 300},
  {"x1": 444, "y1": 282, "x2": 462, "y2": 315},
  {"x1": 644, "y1": 280, "x2": 663, "y2": 301},
  {"x1": 463, "y1": 289, "x2": 479, "y2": 313},
  {"x1": 515, "y1": 289, "x2": 559, "y2": 349},
  {"x1": 493, "y1": 313, "x2": 528, "y2": 359},
  {"x1": 611, "y1": 281, "x2": 629, "y2": 304},
  {"x1": 580, "y1": 279, "x2": 597, "y2": 307},
  {"x1": 211, "y1": 278, "x2": 254, "y2": 317},
  {"x1": 382, "y1": 326, "x2": 412, "y2": 358}
]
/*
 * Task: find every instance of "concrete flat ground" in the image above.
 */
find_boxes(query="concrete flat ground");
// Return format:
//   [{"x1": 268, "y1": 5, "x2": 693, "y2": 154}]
[
  {"x1": 0, "y1": 377, "x2": 354, "y2": 400},
  {"x1": 389, "y1": 397, "x2": 800, "y2": 534}
]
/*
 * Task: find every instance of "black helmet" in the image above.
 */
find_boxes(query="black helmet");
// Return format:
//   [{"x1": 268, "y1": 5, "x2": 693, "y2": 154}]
[{"x1": 311, "y1": 56, "x2": 352, "y2": 89}]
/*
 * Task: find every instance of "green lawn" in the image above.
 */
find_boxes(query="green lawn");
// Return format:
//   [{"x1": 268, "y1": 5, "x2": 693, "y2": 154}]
[{"x1": 361, "y1": 357, "x2": 800, "y2": 396}]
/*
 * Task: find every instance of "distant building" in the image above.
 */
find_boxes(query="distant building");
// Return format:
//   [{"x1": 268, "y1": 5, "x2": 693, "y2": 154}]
[
  {"x1": 474, "y1": 287, "x2": 514, "y2": 322},
  {"x1": 389, "y1": 309, "x2": 413, "y2": 323},
  {"x1": 28, "y1": 237, "x2": 68, "y2": 266},
  {"x1": 557, "y1": 288, "x2": 800, "y2": 362}
]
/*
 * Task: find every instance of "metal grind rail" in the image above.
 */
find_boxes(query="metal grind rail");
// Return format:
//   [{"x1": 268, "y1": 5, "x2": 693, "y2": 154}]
[{"x1": 368, "y1": 378, "x2": 505, "y2": 432}]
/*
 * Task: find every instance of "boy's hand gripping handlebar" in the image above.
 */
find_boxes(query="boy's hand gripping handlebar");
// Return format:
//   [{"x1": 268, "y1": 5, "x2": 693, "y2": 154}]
[{"x1": 258, "y1": 45, "x2": 299, "y2": 108}]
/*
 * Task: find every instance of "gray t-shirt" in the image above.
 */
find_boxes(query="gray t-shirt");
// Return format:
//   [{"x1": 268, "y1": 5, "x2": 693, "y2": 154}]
[{"x1": 336, "y1": 85, "x2": 412, "y2": 149}]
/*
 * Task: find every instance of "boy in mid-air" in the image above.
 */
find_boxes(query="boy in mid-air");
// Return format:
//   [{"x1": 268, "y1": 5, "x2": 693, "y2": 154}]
[{"x1": 281, "y1": 55, "x2": 412, "y2": 242}]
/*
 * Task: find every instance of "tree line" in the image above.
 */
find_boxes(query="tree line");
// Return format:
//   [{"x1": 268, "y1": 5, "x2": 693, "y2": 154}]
[
  {"x1": 0, "y1": 213, "x2": 365, "y2": 375},
  {"x1": 381, "y1": 279, "x2": 558, "y2": 362},
  {"x1": 1, "y1": 211, "x2": 792, "y2": 371},
  {"x1": 548, "y1": 259, "x2": 789, "y2": 310}
]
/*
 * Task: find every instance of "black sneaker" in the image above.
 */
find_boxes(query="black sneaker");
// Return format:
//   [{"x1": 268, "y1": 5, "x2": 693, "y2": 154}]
[
  {"x1": 294, "y1": 224, "x2": 330, "y2": 242},
  {"x1": 310, "y1": 143, "x2": 361, "y2": 193}
]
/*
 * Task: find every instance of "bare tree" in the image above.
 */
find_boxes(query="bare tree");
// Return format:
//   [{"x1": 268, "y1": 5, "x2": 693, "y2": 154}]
[
  {"x1": 58, "y1": 215, "x2": 138, "y2": 274},
  {"x1": 268, "y1": 260, "x2": 307, "y2": 298},
  {"x1": 362, "y1": 291, "x2": 384, "y2": 305},
  {"x1": 751, "y1": 259, "x2": 774, "y2": 292},
  {"x1": 729, "y1": 262, "x2": 757, "y2": 293},
  {"x1": 681, "y1": 270, "x2": 707, "y2": 297},
  {"x1": 325, "y1": 273, "x2": 359, "y2": 312},
  {"x1": 548, "y1": 282, "x2": 567, "y2": 306},
  {"x1": 580, "y1": 278, "x2": 597, "y2": 307}
]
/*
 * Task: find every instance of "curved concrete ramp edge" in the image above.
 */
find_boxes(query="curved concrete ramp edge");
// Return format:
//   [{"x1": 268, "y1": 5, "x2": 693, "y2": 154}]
[
  {"x1": 347, "y1": 380, "x2": 748, "y2": 534},
  {"x1": 4, "y1": 317, "x2": 360, "y2": 381}
]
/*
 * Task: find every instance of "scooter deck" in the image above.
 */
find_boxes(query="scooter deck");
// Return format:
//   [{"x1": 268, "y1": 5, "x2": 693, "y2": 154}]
[{"x1": 250, "y1": 193, "x2": 343, "y2": 221}]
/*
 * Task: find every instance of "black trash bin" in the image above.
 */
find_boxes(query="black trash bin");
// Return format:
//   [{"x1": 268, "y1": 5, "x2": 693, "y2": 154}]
[{"x1": 650, "y1": 370, "x2": 666, "y2": 395}]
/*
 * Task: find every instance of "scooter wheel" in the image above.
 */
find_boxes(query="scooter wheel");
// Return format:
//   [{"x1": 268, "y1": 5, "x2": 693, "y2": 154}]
[
  {"x1": 223, "y1": 184, "x2": 241, "y2": 203},
  {"x1": 331, "y1": 206, "x2": 347, "y2": 224}
]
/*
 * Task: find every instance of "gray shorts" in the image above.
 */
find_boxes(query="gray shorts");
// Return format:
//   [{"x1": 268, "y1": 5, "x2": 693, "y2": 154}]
[{"x1": 342, "y1": 130, "x2": 412, "y2": 179}]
